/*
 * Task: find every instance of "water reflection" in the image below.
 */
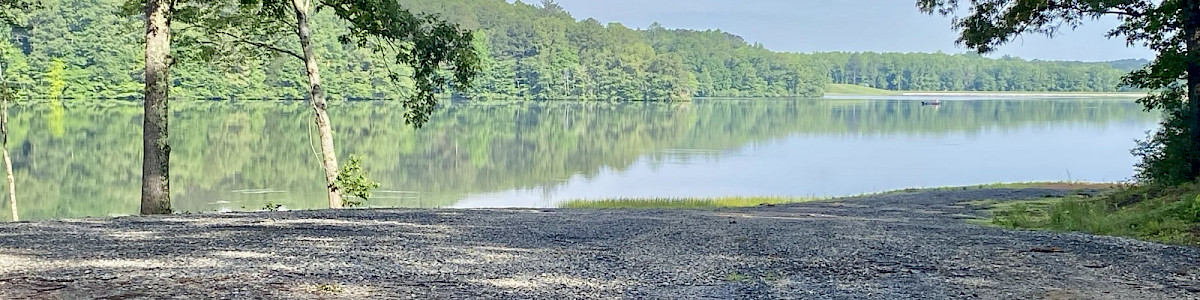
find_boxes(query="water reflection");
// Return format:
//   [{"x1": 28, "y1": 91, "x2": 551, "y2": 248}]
[{"x1": 5, "y1": 98, "x2": 1156, "y2": 220}]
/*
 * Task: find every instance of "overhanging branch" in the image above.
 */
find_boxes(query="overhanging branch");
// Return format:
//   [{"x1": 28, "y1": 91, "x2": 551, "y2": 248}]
[{"x1": 214, "y1": 30, "x2": 304, "y2": 61}]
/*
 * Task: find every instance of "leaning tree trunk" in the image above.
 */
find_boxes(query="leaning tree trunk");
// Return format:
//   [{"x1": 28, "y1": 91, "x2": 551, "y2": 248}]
[
  {"x1": 2, "y1": 102, "x2": 12, "y2": 222},
  {"x1": 141, "y1": 0, "x2": 172, "y2": 214},
  {"x1": 0, "y1": 62, "x2": 14, "y2": 222},
  {"x1": 293, "y1": 0, "x2": 343, "y2": 208}
]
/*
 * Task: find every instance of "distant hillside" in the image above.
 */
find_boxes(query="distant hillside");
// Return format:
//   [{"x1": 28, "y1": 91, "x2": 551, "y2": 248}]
[
  {"x1": 0, "y1": 0, "x2": 1144, "y2": 100},
  {"x1": 397, "y1": 0, "x2": 828, "y2": 99},
  {"x1": 812, "y1": 52, "x2": 1135, "y2": 92},
  {"x1": 401, "y1": 0, "x2": 1139, "y2": 96},
  {"x1": 1105, "y1": 59, "x2": 1150, "y2": 72}
]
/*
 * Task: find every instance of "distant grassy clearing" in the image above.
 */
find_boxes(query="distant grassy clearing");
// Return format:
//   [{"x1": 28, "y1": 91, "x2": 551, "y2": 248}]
[
  {"x1": 824, "y1": 84, "x2": 900, "y2": 95},
  {"x1": 559, "y1": 196, "x2": 823, "y2": 209}
]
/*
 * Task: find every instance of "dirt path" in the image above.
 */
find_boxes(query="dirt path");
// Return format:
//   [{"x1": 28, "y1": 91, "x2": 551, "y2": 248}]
[{"x1": 0, "y1": 188, "x2": 1197, "y2": 299}]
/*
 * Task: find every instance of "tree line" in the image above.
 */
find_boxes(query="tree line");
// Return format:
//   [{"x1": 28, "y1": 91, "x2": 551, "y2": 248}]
[
  {"x1": 815, "y1": 52, "x2": 1138, "y2": 92},
  {"x1": 0, "y1": 0, "x2": 1144, "y2": 103}
]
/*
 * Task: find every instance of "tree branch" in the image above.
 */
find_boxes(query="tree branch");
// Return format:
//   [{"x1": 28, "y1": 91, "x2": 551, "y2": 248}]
[
  {"x1": 1098, "y1": 10, "x2": 1141, "y2": 17},
  {"x1": 214, "y1": 30, "x2": 304, "y2": 61}
]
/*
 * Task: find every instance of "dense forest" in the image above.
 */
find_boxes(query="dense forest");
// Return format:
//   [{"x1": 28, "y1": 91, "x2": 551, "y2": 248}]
[
  {"x1": 0, "y1": 0, "x2": 1142, "y2": 100},
  {"x1": 814, "y1": 52, "x2": 1137, "y2": 92}
]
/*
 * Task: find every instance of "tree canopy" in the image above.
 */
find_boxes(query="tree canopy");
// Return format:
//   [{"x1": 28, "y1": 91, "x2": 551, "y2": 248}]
[
  {"x1": 813, "y1": 52, "x2": 1132, "y2": 92},
  {"x1": 172, "y1": 0, "x2": 480, "y2": 125},
  {"x1": 0, "y1": 0, "x2": 1148, "y2": 102}
]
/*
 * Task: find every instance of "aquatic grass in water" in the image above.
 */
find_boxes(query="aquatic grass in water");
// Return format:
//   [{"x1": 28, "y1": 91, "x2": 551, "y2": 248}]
[{"x1": 559, "y1": 196, "x2": 823, "y2": 209}]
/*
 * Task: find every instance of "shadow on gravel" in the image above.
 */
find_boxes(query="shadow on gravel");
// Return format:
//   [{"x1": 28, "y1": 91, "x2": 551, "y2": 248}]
[
  {"x1": 0, "y1": 210, "x2": 740, "y2": 298},
  {"x1": 0, "y1": 189, "x2": 1197, "y2": 299}
]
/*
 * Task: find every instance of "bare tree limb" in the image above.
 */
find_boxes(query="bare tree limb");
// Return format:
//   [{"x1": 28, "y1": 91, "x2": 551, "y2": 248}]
[{"x1": 214, "y1": 30, "x2": 304, "y2": 61}]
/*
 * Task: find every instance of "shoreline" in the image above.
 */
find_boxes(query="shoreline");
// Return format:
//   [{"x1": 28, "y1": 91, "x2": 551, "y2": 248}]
[
  {"x1": 898, "y1": 91, "x2": 1146, "y2": 98},
  {"x1": 823, "y1": 91, "x2": 1146, "y2": 98},
  {"x1": 823, "y1": 83, "x2": 1147, "y2": 97}
]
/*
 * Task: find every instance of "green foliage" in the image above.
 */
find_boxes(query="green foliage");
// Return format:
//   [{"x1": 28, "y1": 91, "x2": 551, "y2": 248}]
[
  {"x1": 316, "y1": 283, "x2": 343, "y2": 293},
  {"x1": 0, "y1": 0, "x2": 1142, "y2": 102},
  {"x1": 641, "y1": 23, "x2": 824, "y2": 97},
  {"x1": 1132, "y1": 86, "x2": 1194, "y2": 184},
  {"x1": 45, "y1": 59, "x2": 64, "y2": 100},
  {"x1": 262, "y1": 201, "x2": 282, "y2": 211},
  {"x1": 396, "y1": 0, "x2": 714, "y2": 100},
  {"x1": 985, "y1": 199, "x2": 1060, "y2": 228},
  {"x1": 173, "y1": 0, "x2": 480, "y2": 127},
  {"x1": 1107, "y1": 59, "x2": 1151, "y2": 73},
  {"x1": 560, "y1": 196, "x2": 821, "y2": 209},
  {"x1": 323, "y1": 0, "x2": 480, "y2": 126},
  {"x1": 814, "y1": 52, "x2": 1131, "y2": 92},
  {"x1": 982, "y1": 184, "x2": 1200, "y2": 245},
  {"x1": 6, "y1": 0, "x2": 142, "y2": 100},
  {"x1": 335, "y1": 154, "x2": 379, "y2": 207},
  {"x1": 724, "y1": 272, "x2": 750, "y2": 282},
  {"x1": 0, "y1": 50, "x2": 16, "y2": 104},
  {"x1": 917, "y1": 0, "x2": 1200, "y2": 184},
  {"x1": 0, "y1": 0, "x2": 39, "y2": 25}
]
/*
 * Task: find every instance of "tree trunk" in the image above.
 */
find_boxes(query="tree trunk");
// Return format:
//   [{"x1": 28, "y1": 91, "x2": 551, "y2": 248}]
[
  {"x1": 141, "y1": 0, "x2": 172, "y2": 214},
  {"x1": 0, "y1": 62, "x2": 14, "y2": 222},
  {"x1": 293, "y1": 0, "x2": 343, "y2": 208},
  {"x1": 1185, "y1": 0, "x2": 1200, "y2": 181},
  {"x1": 3, "y1": 105, "x2": 12, "y2": 222}
]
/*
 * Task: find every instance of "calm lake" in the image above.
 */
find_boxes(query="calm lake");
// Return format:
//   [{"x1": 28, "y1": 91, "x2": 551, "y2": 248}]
[{"x1": 6, "y1": 97, "x2": 1156, "y2": 220}]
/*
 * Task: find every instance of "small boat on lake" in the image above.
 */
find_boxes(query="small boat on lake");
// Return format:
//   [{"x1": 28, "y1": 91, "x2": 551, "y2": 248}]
[{"x1": 921, "y1": 99, "x2": 941, "y2": 106}]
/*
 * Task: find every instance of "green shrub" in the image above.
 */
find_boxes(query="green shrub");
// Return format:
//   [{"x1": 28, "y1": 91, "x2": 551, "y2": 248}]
[{"x1": 336, "y1": 155, "x2": 381, "y2": 208}]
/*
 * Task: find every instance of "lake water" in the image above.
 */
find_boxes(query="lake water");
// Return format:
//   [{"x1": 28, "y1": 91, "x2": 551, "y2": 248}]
[{"x1": 5, "y1": 97, "x2": 1157, "y2": 220}]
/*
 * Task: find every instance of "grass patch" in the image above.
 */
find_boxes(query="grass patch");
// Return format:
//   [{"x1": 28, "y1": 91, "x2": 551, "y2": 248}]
[
  {"x1": 724, "y1": 272, "x2": 750, "y2": 282},
  {"x1": 972, "y1": 183, "x2": 1200, "y2": 245},
  {"x1": 825, "y1": 84, "x2": 901, "y2": 95},
  {"x1": 316, "y1": 283, "x2": 344, "y2": 293},
  {"x1": 559, "y1": 196, "x2": 823, "y2": 209},
  {"x1": 852, "y1": 181, "x2": 1119, "y2": 198},
  {"x1": 972, "y1": 181, "x2": 1124, "y2": 190},
  {"x1": 964, "y1": 197, "x2": 1071, "y2": 228}
]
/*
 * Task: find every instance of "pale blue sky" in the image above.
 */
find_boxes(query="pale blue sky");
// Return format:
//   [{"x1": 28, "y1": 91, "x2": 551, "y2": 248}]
[{"x1": 548, "y1": 0, "x2": 1154, "y2": 62}]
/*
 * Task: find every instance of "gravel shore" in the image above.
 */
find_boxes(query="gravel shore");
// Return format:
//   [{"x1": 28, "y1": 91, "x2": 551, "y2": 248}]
[{"x1": 0, "y1": 188, "x2": 1198, "y2": 299}]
